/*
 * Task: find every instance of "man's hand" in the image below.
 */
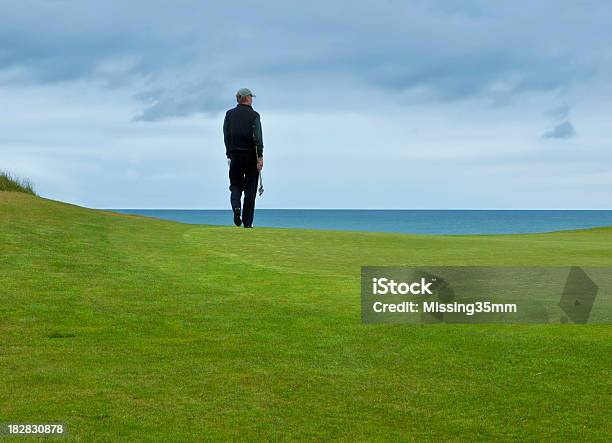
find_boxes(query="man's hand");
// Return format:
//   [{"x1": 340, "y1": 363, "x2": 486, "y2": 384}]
[{"x1": 257, "y1": 157, "x2": 264, "y2": 172}]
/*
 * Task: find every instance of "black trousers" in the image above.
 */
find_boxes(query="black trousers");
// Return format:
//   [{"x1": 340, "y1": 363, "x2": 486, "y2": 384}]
[{"x1": 229, "y1": 150, "x2": 259, "y2": 226}]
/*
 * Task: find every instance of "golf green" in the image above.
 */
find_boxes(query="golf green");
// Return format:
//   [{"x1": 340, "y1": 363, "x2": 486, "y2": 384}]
[{"x1": 1, "y1": 191, "x2": 610, "y2": 440}]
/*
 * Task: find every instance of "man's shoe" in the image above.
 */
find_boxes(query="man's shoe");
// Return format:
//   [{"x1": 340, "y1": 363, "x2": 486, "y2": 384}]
[
  {"x1": 243, "y1": 224, "x2": 253, "y2": 228},
  {"x1": 233, "y1": 208, "x2": 242, "y2": 227}
]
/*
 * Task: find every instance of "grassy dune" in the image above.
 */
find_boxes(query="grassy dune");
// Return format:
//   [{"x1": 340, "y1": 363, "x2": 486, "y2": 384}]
[
  {"x1": 0, "y1": 171, "x2": 36, "y2": 195},
  {"x1": 1, "y1": 191, "x2": 610, "y2": 440}
]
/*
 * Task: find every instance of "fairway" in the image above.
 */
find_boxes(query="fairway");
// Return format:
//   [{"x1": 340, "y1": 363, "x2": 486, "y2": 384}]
[{"x1": 1, "y1": 191, "x2": 611, "y2": 440}]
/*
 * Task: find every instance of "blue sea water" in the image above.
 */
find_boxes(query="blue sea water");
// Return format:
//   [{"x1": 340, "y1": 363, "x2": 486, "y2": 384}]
[{"x1": 108, "y1": 209, "x2": 612, "y2": 235}]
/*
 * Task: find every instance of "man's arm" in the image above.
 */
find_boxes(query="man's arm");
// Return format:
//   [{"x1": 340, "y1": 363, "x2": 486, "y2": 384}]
[
  {"x1": 223, "y1": 111, "x2": 231, "y2": 158},
  {"x1": 253, "y1": 114, "x2": 264, "y2": 158}
]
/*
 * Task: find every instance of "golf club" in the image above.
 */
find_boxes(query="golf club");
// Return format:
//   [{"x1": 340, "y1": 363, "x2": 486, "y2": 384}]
[{"x1": 256, "y1": 148, "x2": 264, "y2": 196}]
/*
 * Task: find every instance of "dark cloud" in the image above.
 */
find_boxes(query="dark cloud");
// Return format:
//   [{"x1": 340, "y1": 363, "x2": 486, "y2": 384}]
[
  {"x1": 132, "y1": 81, "x2": 226, "y2": 122},
  {"x1": 359, "y1": 51, "x2": 590, "y2": 104},
  {"x1": 1, "y1": 1, "x2": 611, "y2": 120},
  {"x1": 542, "y1": 120, "x2": 576, "y2": 139}
]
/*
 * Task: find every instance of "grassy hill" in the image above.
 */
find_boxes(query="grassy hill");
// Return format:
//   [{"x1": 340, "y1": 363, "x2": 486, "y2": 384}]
[{"x1": 1, "y1": 191, "x2": 610, "y2": 440}]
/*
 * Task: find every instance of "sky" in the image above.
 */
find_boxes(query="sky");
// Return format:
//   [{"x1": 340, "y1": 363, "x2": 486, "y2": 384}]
[{"x1": 1, "y1": 0, "x2": 611, "y2": 209}]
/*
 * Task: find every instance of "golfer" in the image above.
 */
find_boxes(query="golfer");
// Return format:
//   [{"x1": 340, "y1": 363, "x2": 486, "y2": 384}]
[{"x1": 223, "y1": 88, "x2": 264, "y2": 228}]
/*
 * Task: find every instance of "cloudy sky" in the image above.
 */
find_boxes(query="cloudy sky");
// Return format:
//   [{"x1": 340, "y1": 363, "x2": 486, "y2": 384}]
[{"x1": 1, "y1": 0, "x2": 611, "y2": 209}]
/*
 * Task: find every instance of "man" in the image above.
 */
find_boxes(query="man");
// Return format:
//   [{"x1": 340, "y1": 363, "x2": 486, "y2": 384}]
[{"x1": 223, "y1": 88, "x2": 264, "y2": 228}]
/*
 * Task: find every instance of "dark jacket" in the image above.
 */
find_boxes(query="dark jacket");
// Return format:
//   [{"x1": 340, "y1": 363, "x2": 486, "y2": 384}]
[{"x1": 223, "y1": 103, "x2": 264, "y2": 158}]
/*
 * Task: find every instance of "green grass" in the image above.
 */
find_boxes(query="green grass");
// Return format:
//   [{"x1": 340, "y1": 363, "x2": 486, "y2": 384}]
[
  {"x1": 0, "y1": 171, "x2": 36, "y2": 195},
  {"x1": 1, "y1": 191, "x2": 610, "y2": 441}
]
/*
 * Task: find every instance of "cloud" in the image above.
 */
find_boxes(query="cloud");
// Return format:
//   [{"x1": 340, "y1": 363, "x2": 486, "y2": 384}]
[
  {"x1": 132, "y1": 81, "x2": 227, "y2": 122},
  {"x1": 542, "y1": 120, "x2": 577, "y2": 139},
  {"x1": 545, "y1": 104, "x2": 571, "y2": 120},
  {"x1": 1, "y1": 1, "x2": 612, "y2": 210},
  {"x1": 1, "y1": 1, "x2": 611, "y2": 120}
]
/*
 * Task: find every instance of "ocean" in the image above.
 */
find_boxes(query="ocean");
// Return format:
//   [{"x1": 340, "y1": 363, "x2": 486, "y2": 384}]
[{"x1": 108, "y1": 209, "x2": 612, "y2": 235}]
